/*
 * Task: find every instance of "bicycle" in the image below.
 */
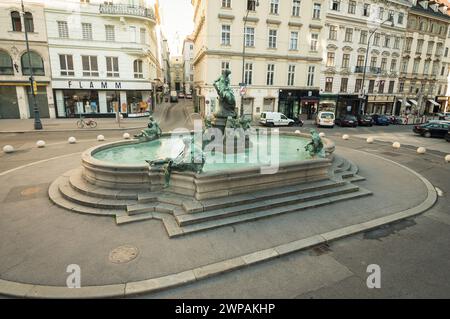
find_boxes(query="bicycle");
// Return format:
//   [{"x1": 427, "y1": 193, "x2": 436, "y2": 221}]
[{"x1": 76, "y1": 116, "x2": 97, "y2": 128}]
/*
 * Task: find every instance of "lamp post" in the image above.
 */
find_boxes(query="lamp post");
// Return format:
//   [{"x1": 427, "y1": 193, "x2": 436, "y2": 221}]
[
  {"x1": 240, "y1": 0, "x2": 259, "y2": 117},
  {"x1": 21, "y1": 0, "x2": 42, "y2": 130},
  {"x1": 358, "y1": 18, "x2": 394, "y2": 115}
]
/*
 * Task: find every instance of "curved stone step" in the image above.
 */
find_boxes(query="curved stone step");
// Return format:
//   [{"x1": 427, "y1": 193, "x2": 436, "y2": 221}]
[
  {"x1": 59, "y1": 181, "x2": 138, "y2": 209},
  {"x1": 179, "y1": 187, "x2": 373, "y2": 236},
  {"x1": 176, "y1": 183, "x2": 360, "y2": 226},
  {"x1": 183, "y1": 179, "x2": 347, "y2": 214}
]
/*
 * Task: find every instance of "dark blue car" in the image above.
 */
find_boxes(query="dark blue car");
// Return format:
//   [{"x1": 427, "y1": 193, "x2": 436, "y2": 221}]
[{"x1": 371, "y1": 114, "x2": 390, "y2": 126}]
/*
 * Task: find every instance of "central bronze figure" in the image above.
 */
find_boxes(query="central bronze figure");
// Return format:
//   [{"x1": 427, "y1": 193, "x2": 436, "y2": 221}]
[{"x1": 213, "y1": 69, "x2": 236, "y2": 118}]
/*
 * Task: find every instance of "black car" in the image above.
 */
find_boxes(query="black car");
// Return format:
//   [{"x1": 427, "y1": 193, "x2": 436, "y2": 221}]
[
  {"x1": 445, "y1": 130, "x2": 450, "y2": 142},
  {"x1": 357, "y1": 114, "x2": 373, "y2": 126},
  {"x1": 413, "y1": 122, "x2": 450, "y2": 138},
  {"x1": 371, "y1": 114, "x2": 390, "y2": 126},
  {"x1": 335, "y1": 114, "x2": 358, "y2": 127}
]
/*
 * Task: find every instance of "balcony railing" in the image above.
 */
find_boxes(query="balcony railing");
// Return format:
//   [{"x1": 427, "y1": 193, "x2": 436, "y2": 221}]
[
  {"x1": 99, "y1": 4, "x2": 155, "y2": 20},
  {"x1": 354, "y1": 66, "x2": 382, "y2": 74}
]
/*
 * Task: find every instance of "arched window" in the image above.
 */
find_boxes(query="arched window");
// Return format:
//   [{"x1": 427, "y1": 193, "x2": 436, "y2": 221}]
[
  {"x1": 0, "y1": 51, "x2": 14, "y2": 75},
  {"x1": 21, "y1": 51, "x2": 44, "y2": 75},
  {"x1": 24, "y1": 12, "x2": 34, "y2": 32},
  {"x1": 11, "y1": 11, "x2": 21, "y2": 32},
  {"x1": 133, "y1": 59, "x2": 143, "y2": 78}
]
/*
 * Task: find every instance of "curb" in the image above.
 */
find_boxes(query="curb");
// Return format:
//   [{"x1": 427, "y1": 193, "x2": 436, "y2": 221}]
[
  {"x1": 0, "y1": 149, "x2": 438, "y2": 298},
  {"x1": 0, "y1": 126, "x2": 147, "y2": 134}
]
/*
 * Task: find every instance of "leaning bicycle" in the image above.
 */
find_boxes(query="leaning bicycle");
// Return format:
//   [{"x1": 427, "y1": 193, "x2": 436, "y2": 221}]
[{"x1": 76, "y1": 116, "x2": 97, "y2": 128}]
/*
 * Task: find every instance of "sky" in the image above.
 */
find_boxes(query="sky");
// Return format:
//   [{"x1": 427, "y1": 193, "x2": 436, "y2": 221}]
[{"x1": 158, "y1": 0, "x2": 194, "y2": 56}]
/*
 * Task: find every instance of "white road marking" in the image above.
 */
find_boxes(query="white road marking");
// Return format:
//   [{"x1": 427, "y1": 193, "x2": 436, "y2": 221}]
[{"x1": 435, "y1": 187, "x2": 444, "y2": 197}]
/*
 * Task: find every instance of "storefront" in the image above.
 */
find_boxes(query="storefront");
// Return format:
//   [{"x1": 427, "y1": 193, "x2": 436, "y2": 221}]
[
  {"x1": 278, "y1": 89, "x2": 319, "y2": 120},
  {"x1": 336, "y1": 94, "x2": 360, "y2": 117},
  {"x1": 435, "y1": 96, "x2": 448, "y2": 113},
  {"x1": 365, "y1": 95, "x2": 395, "y2": 115},
  {"x1": 52, "y1": 80, "x2": 152, "y2": 118}
]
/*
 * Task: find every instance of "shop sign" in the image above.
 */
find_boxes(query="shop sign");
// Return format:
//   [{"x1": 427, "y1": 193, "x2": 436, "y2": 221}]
[{"x1": 52, "y1": 80, "x2": 152, "y2": 90}]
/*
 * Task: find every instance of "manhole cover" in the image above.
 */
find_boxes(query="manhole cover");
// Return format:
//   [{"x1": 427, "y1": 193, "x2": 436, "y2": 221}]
[
  {"x1": 109, "y1": 245, "x2": 139, "y2": 264},
  {"x1": 20, "y1": 186, "x2": 42, "y2": 196}
]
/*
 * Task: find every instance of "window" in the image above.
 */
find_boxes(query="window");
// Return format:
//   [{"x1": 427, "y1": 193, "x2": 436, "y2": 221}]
[
  {"x1": 292, "y1": 0, "x2": 301, "y2": 16},
  {"x1": 105, "y1": 25, "x2": 115, "y2": 41},
  {"x1": 331, "y1": 0, "x2": 340, "y2": 11},
  {"x1": 290, "y1": 31, "x2": 298, "y2": 50},
  {"x1": 423, "y1": 60, "x2": 430, "y2": 74},
  {"x1": 398, "y1": 12, "x2": 404, "y2": 24},
  {"x1": 140, "y1": 28, "x2": 146, "y2": 44},
  {"x1": 441, "y1": 66, "x2": 446, "y2": 76},
  {"x1": 388, "y1": 81, "x2": 395, "y2": 93},
  {"x1": 21, "y1": 52, "x2": 44, "y2": 75},
  {"x1": 340, "y1": 78, "x2": 348, "y2": 92},
  {"x1": 267, "y1": 64, "x2": 274, "y2": 85},
  {"x1": 313, "y1": 3, "x2": 321, "y2": 19},
  {"x1": 268, "y1": 29, "x2": 277, "y2": 48},
  {"x1": 287, "y1": 65, "x2": 295, "y2": 86},
  {"x1": 357, "y1": 55, "x2": 365, "y2": 67},
  {"x1": 378, "y1": 80, "x2": 385, "y2": 94},
  {"x1": 244, "y1": 62, "x2": 253, "y2": 85},
  {"x1": 363, "y1": 4, "x2": 370, "y2": 17},
  {"x1": 394, "y1": 37, "x2": 400, "y2": 49},
  {"x1": 427, "y1": 42, "x2": 434, "y2": 55},
  {"x1": 129, "y1": 26, "x2": 137, "y2": 42},
  {"x1": 134, "y1": 59, "x2": 143, "y2": 78},
  {"x1": 222, "y1": 0, "x2": 231, "y2": 8},
  {"x1": 307, "y1": 66, "x2": 315, "y2": 86},
  {"x1": 398, "y1": 81, "x2": 404, "y2": 93},
  {"x1": 82, "y1": 23, "x2": 92, "y2": 40},
  {"x1": 405, "y1": 38, "x2": 412, "y2": 51},
  {"x1": 401, "y1": 59, "x2": 408, "y2": 73},
  {"x1": 416, "y1": 39, "x2": 424, "y2": 53},
  {"x1": 355, "y1": 79, "x2": 362, "y2": 92},
  {"x1": 59, "y1": 54, "x2": 74, "y2": 76},
  {"x1": 247, "y1": 0, "x2": 256, "y2": 11},
  {"x1": 370, "y1": 57, "x2": 377, "y2": 68},
  {"x1": 390, "y1": 59, "x2": 397, "y2": 72},
  {"x1": 344, "y1": 28, "x2": 353, "y2": 42},
  {"x1": 373, "y1": 33, "x2": 380, "y2": 46},
  {"x1": 348, "y1": 1, "x2": 356, "y2": 14},
  {"x1": 368, "y1": 80, "x2": 375, "y2": 93},
  {"x1": 381, "y1": 58, "x2": 387, "y2": 71},
  {"x1": 24, "y1": 12, "x2": 34, "y2": 32},
  {"x1": 360, "y1": 30, "x2": 368, "y2": 44},
  {"x1": 329, "y1": 25, "x2": 337, "y2": 40},
  {"x1": 388, "y1": 10, "x2": 394, "y2": 22},
  {"x1": 325, "y1": 77, "x2": 333, "y2": 92},
  {"x1": 378, "y1": 7, "x2": 384, "y2": 20},
  {"x1": 270, "y1": 0, "x2": 279, "y2": 14},
  {"x1": 57, "y1": 21, "x2": 69, "y2": 38},
  {"x1": 342, "y1": 54, "x2": 350, "y2": 68},
  {"x1": 310, "y1": 33, "x2": 318, "y2": 51},
  {"x1": 0, "y1": 51, "x2": 14, "y2": 75},
  {"x1": 106, "y1": 57, "x2": 119, "y2": 77},
  {"x1": 221, "y1": 61, "x2": 230, "y2": 74},
  {"x1": 11, "y1": 11, "x2": 21, "y2": 32},
  {"x1": 413, "y1": 60, "x2": 420, "y2": 74},
  {"x1": 326, "y1": 52, "x2": 335, "y2": 67},
  {"x1": 81, "y1": 56, "x2": 99, "y2": 77},
  {"x1": 221, "y1": 25, "x2": 231, "y2": 45},
  {"x1": 384, "y1": 35, "x2": 390, "y2": 48},
  {"x1": 245, "y1": 27, "x2": 255, "y2": 47},
  {"x1": 445, "y1": 47, "x2": 449, "y2": 57}
]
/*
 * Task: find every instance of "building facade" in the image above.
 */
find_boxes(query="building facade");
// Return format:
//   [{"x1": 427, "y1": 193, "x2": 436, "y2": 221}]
[
  {"x1": 191, "y1": 0, "x2": 325, "y2": 121},
  {"x1": 182, "y1": 36, "x2": 194, "y2": 95},
  {"x1": 320, "y1": 0, "x2": 411, "y2": 118},
  {"x1": 170, "y1": 55, "x2": 184, "y2": 92},
  {"x1": 46, "y1": 0, "x2": 159, "y2": 118},
  {"x1": 0, "y1": 0, "x2": 54, "y2": 119},
  {"x1": 398, "y1": 0, "x2": 450, "y2": 116}
]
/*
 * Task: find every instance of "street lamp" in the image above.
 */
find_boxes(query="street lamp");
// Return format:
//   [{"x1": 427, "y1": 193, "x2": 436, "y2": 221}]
[
  {"x1": 240, "y1": 0, "x2": 259, "y2": 117},
  {"x1": 21, "y1": 0, "x2": 42, "y2": 130},
  {"x1": 358, "y1": 17, "x2": 394, "y2": 115}
]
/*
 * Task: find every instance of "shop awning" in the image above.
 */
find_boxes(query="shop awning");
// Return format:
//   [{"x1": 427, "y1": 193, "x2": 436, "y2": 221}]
[
  {"x1": 409, "y1": 99, "x2": 418, "y2": 106},
  {"x1": 398, "y1": 99, "x2": 411, "y2": 106},
  {"x1": 428, "y1": 99, "x2": 440, "y2": 106}
]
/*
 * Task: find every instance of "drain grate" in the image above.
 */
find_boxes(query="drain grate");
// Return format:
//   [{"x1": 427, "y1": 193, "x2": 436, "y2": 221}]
[
  {"x1": 109, "y1": 245, "x2": 139, "y2": 264},
  {"x1": 310, "y1": 243, "x2": 332, "y2": 256}
]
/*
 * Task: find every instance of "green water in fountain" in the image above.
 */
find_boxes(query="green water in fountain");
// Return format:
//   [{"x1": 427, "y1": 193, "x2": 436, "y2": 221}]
[{"x1": 93, "y1": 135, "x2": 312, "y2": 172}]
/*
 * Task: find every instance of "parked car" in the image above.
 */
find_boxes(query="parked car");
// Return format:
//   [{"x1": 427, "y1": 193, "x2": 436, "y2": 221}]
[
  {"x1": 413, "y1": 121, "x2": 450, "y2": 138},
  {"x1": 315, "y1": 111, "x2": 335, "y2": 128},
  {"x1": 170, "y1": 91, "x2": 178, "y2": 103},
  {"x1": 437, "y1": 112, "x2": 450, "y2": 121},
  {"x1": 186, "y1": 94, "x2": 192, "y2": 99},
  {"x1": 386, "y1": 115, "x2": 398, "y2": 124},
  {"x1": 445, "y1": 130, "x2": 450, "y2": 142},
  {"x1": 177, "y1": 92, "x2": 185, "y2": 99},
  {"x1": 357, "y1": 114, "x2": 373, "y2": 126},
  {"x1": 260, "y1": 112, "x2": 295, "y2": 126},
  {"x1": 335, "y1": 114, "x2": 358, "y2": 127},
  {"x1": 292, "y1": 117, "x2": 304, "y2": 127},
  {"x1": 371, "y1": 114, "x2": 390, "y2": 126}
]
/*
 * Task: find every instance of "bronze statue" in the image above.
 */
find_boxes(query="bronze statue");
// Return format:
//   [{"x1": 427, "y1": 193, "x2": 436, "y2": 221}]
[
  {"x1": 135, "y1": 115, "x2": 162, "y2": 140},
  {"x1": 304, "y1": 129, "x2": 325, "y2": 158},
  {"x1": 213, "y1": 69, "x2": 236, "y2": 118}
]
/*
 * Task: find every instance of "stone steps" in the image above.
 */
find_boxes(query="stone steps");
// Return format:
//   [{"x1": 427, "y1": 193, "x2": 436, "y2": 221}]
[
  {"x1": 178, "y1": 187, "x2": 373, "y2": 236},
  {"x1": 176, "y1": 183, "x2": 360, "y2": 227}
]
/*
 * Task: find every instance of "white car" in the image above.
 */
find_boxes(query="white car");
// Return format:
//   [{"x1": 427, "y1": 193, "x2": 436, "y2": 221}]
[
  {"x1": 260, "y1": 112, "x2": 294, "y2": 127},
  {"x1": 315, "y1": 111, "x2": 335, "y2": 127}
]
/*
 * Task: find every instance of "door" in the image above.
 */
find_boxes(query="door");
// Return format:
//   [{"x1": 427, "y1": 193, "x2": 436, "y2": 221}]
[
  {"x1": 0, "y1": 86, "x2": 20, "y2": 119},
  {"x1": 280, "y1": 114, "x2": 289, "y2": 126},
  {"x1": 27, "y1": 86, "x2": 50, "y2": 118}
]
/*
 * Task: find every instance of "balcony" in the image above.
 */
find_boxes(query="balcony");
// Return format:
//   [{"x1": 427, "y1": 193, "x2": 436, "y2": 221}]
[
  {"x1": 99, "y1": 4, "x2": 156, "y2": 22},
  {"x1": 354, "y1": 66, "x2": 382, "y2": 74}
]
